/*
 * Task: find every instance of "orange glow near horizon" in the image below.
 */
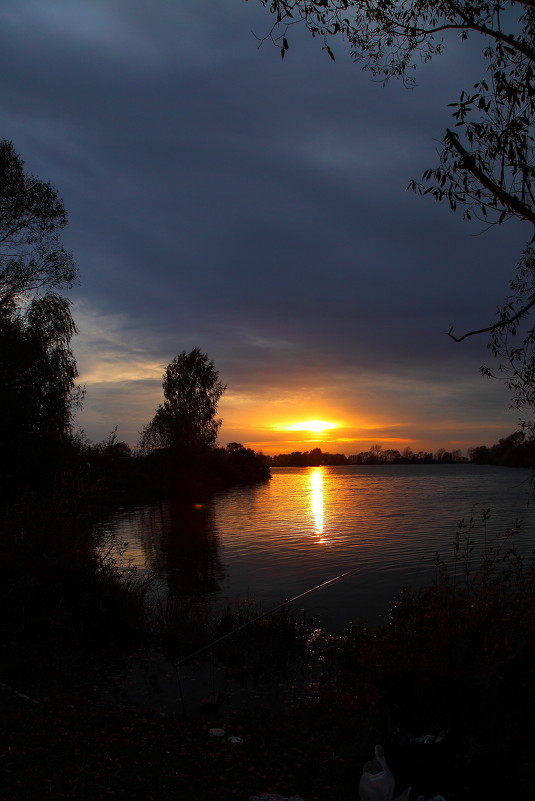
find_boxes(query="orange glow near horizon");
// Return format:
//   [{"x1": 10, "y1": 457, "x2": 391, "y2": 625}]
[
  {"x1": 283, "y1": 420, "x2": 339, "y2": 434},
  {"x1": 238, "y1": 437, "x2": 415, "y2": 457},
  {"x1": 217, "y1": 392, "x2": 509, "y2": 457}
]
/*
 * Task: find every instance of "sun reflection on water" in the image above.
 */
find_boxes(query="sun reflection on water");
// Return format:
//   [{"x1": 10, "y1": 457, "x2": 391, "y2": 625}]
[{"x1": 310, "y1": 467, "x2": 325, "y2": 541}]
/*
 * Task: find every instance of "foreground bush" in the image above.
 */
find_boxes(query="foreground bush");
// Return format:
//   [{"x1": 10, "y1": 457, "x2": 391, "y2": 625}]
[
  {"x1": 0, "y1": 494, "x2": 148, "y2": 691},
  {"x1": 309, "y1": 511, "x2": 535, "y2": 798}
]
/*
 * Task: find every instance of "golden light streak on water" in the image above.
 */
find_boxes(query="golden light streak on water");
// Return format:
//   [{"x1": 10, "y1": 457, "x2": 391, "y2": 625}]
[
  {"x1": 310, "y1": 467, "x2": 326, "y2": 542},
  {"x1": 101, "y1": 465, "x2": 535, "y2": 631}
]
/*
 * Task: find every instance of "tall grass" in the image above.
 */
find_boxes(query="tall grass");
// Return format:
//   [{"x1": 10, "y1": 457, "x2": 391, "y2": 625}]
[
  {"x1": 153, "y1": 591, "x2": 314, "y2": 676},
  {"x1": 307, "y1": 509, "x2": 535, "y2": 798}
]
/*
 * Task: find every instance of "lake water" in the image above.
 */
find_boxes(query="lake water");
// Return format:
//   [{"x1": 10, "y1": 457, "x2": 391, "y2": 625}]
[{"x1": 99, "y1": 464, "x2": 534, "y2": 634}]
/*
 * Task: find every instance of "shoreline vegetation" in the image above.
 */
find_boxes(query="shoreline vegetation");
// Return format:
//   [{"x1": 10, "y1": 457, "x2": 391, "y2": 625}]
[{"x1": 2, "y1": 435, "x2": 535, "y2": 799}]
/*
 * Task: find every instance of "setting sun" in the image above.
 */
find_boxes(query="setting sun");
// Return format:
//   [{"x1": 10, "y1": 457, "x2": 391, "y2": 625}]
[{"x1": 285, "y1": 420, "x2": 338, "y2": 434}]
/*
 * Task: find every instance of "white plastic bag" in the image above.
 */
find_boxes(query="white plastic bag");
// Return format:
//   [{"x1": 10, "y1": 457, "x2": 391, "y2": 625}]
[{"x1": 359, "y1": 745, "x2": 411, "y2": 801}]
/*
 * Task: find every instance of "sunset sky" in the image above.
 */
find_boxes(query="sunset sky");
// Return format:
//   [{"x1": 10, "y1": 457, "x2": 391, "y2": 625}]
[{"x1": 1, "y1": 0, "x2": 528, "y2": 456}]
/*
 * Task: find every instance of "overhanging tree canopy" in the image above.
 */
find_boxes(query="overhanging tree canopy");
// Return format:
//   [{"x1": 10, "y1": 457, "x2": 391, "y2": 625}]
[
  {"x1": 255, "y1": 0, "x2": 534, "y2": 233},
  {"x1": 250, "y1": 0, "x2": 535, "y2": 430}
]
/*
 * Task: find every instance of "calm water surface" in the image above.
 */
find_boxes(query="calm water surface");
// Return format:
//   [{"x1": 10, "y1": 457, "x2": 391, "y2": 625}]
[{"x1": 100, "y1": 465, "x2": 534, "y2": 633}]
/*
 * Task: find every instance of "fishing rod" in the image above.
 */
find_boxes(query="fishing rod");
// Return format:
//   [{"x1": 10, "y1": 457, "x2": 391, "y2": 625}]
[{"x1": 174, "y1": 566, "x2": 359, "y2": 669}]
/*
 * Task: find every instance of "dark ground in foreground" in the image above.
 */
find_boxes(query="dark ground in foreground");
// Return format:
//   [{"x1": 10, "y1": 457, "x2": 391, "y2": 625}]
[{"x1": 2, "y1": 661, "x2": 535, "y2": 801}]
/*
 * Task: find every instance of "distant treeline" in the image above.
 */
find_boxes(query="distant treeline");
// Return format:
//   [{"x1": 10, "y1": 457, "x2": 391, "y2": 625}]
[{"x1": 267, "y1": 432, "x2": 534, "y2": 468}]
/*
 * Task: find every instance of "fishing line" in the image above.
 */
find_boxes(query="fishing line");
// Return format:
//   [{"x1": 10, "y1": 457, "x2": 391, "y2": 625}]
[
  {"x1": 173, "y1": 567, "x2": 359, "y2": 715},
  {"x1": 174, "y1": 566, "x2": 359, "y2": 668}
]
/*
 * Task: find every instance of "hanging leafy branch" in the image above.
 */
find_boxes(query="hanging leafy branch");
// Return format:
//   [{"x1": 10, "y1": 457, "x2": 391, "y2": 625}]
[
  {"x1": 477, "y1": 246, "x2": 535, "y2": 437},
  {"x1": 253, "y1": 0, "x2": 534, "y2": 229},
  {"x1": 250, "y1": 0, "x2": 535, "y2": 430}
]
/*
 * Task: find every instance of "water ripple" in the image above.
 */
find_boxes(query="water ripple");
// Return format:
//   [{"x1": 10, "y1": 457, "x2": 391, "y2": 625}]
[{"x1": 100, "y1": 464, "x2": 534, "y2": 632}]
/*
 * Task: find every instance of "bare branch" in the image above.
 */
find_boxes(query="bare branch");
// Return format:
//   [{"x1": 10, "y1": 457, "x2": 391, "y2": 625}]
[{"x1": 447, "y1": 293, "x2": 535, "y2": 341}]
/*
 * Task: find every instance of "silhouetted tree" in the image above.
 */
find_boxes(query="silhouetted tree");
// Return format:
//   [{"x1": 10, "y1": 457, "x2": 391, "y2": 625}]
[
  {"x1": 383, "y1": 448, "x2": 402, "y2": 463},
  {"x1": 308, "y1": 447, "x2": 322, "y2": 466},
  {"x1": 469, "y1": 431, "x2": 534, "y2": 465},
  {"x1": 469, "y1": 444, "x2": 491, "y2": 464},
  {"x1": 0, "y1": 139, "x2": 77, "y2": 306},
  {"x1": 223, "y1": 442, "x2": 271, "y2": 483},
  {"x1": 0, "y1": 141, "x2": 81, "y2": 491},
  {"x1": 0, "y1": 294, "x2": 82, "y2": 489},
  {"x1": 140, "y1": 348, "x2": 226, "y2": 453},
  {"x1": 323, "y1": 451, "x2": 348, "y2": 464}
]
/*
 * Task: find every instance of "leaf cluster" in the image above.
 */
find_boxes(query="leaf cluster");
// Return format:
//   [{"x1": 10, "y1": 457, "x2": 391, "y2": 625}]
[
  {"x1": 255, "y1": 0, "x2": 535, "y2": 431},
  {"x1": 479, "y1": 244, "x2": 535, "y2": 436},
  {"x1": 258, "y1": 0, "x2": 534, "y2": 229},
  {"x1": 0, "y1": 139, "x2": 77, "y2": 306}
]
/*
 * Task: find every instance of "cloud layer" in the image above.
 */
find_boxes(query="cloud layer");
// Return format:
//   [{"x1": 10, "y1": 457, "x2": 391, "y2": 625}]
[{"x1": 0, "y1": 0, "x2": 527, "y2": 453}]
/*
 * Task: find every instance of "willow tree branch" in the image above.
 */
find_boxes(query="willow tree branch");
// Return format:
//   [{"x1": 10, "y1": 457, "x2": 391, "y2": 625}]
[
  {"x1": 445, "y1": 130, "x2": 535, "y2": 227},
  {"x1": 442, "y1": 0, "x2": 535, "y2": 60},
  {"x1": 447, "y1": 293, "x2": 535, "y2": 341}
]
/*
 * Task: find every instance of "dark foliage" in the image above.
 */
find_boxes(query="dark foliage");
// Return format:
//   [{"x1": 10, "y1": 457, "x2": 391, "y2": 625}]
[
  {"x1": 0, "y1": 141, "x2": 82, "y2": 494},
  {"x1": 255, "y1": 0, "x2": 534, "y2": 230},
  {"x1": 469, "y1": 430, "x2": 535, "y2": 466},
  {"x1": 480, "y1": 245, "x2": 535, "y2": 440},
  {"x1": 0, "y1": 494, "x2": 148, "y2": 693},
  {"x1": 269, "y1": 448, "x2": 349, "y2": 466},
  {"x1": 134, "y1": 441, "x2": 270, "y2": 501},
  {"x1": 140, "y1": 348, "x2": 226, "y2": 453},
  {"x1": 3, "y1": 510, "x2": 535, "y2": 799},
  {"x1": 0, "y1": 138, "x2": 77, "y2": 304}
]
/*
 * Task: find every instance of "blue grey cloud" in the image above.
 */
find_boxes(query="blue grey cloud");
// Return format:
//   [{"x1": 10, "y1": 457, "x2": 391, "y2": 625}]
[{"x1": 0, "y1": 0, "x2": 525, "y2": 448}]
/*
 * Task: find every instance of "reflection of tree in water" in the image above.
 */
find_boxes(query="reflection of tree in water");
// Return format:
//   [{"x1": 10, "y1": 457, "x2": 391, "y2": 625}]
[{"x1": 144, "y1": 499, "x2": 225, "y2": 600}]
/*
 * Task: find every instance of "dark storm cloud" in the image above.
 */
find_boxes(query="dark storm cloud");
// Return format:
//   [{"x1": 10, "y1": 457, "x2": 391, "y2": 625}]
[{"x1": 0, "y1": 0, "x2": 526, "y2": 446}]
